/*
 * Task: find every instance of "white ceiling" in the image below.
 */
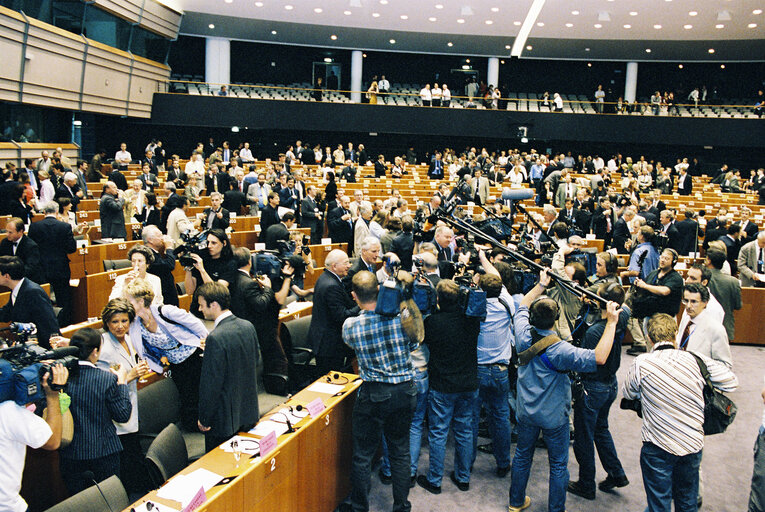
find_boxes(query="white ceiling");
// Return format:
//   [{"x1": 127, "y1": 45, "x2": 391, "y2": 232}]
[{"x1": 176, "y1": 0, "x2": 764, "y2": 41}]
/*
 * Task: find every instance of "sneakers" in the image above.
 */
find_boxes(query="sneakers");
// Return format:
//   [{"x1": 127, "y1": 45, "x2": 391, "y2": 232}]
[
  {"x1": 508, "y1": 496, "x2": 531, "y2": 511},
  {"x1": 626, "y1": 345, "x2": 647, "y2": 356},
  {"x1": 598, "y1": 475, "x2": 629, "y2": 492},
  {"x1": 477, "y1": 442, "x2": 494, "y2": 454},
  {"x1": 416, "y1": 475, "x2": 441, "y2": 495},
  {"x1": 567, "y1": 480, "x2": 596, "y2": 500},
  {"x1": 450, "y1": 471, "x2": 469, "y2": 491}
]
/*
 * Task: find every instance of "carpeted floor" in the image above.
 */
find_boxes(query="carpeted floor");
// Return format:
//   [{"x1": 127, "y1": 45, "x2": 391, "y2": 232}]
[{"x1": 364, "y1": 344, "x2": 764, "y2": 512}]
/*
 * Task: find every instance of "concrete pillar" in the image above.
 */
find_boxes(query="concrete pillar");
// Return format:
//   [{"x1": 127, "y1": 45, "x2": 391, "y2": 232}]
[
  {"x1": 487, "y1": 57, "x2": 499, "y2": 88},
  {"x1": 205, "y1": 37, "x2": 230, "y2": 92},
  {"x1": 624, "y1": 61, "x2": 638, "y2": 103},
  {"x1": 350, "y1": 50, "x2": 363, "y2": 103}
]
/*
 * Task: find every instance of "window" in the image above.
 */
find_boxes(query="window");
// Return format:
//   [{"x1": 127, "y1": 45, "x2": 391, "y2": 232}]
[
  {"x1": 131, "y1": 25, "x2": 171, "y2": 63},
  {"x1": 81, "y1": 4, "x2": 132, "y2": 52}
]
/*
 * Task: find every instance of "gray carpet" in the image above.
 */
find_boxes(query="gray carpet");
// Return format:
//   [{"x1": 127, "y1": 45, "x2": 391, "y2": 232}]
[{"x1": 365, "y1": 344, "x2": 765, "y2": 512}]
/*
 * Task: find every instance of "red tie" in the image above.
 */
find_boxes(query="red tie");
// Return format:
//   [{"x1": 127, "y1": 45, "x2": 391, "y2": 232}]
[{"x1": 680, "y1": 320, "x2": 693, "y2": 349}]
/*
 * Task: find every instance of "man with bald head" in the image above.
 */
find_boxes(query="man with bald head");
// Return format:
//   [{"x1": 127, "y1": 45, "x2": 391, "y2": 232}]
[
  {"x1": 308, "y1": 249, "x2": 360, "y2": 374},
  {"x1": 99, "y1": 181, "x2": 126, "y2": 239}
]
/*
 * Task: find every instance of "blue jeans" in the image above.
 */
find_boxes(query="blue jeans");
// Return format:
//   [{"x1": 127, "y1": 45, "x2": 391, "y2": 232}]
[
  {"x1": 380, "y1": 370, "x2": 429, "y2": 477},
  {"x1": 640, "y1": 442, "x2": 702, "y2": 512},
  {"x1": 425, "y1": 388, "x2": 477, "y2": 486},
  {"x1": 472, "y1": 364, "x2": 512, "y2": 469},
  {"x1": 509, "y1": 421, "x2": 570, "y2": 512},
  {"x1": 350, "y1": 380, "x2": 416, "y2": 512},
  {"x1": 572, "y1": 377, "x2": 626, "y2": 490}
]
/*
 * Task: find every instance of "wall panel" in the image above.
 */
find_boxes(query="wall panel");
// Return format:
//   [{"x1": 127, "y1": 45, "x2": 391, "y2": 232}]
[
  {"x1": 0, "y1": 10, "x2": 25, "y2": 103},
  {"x1": 92, "y1": 0, "x2": 181, "y2": 39}
]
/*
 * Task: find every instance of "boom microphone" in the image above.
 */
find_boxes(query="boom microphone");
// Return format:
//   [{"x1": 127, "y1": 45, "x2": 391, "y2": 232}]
[{"x1": 500, "y1": 188, "x2": 535, "y2": 201}]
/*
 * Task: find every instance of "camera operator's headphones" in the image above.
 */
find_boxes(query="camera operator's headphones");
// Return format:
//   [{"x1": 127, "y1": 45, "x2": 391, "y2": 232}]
[
  {"x1": 600, "y1": 252, "x2": 618, "y2": 275},
  {"x1": 664, "y1": 248, "x2": 678, "y2": 266},
  {"x1": 596, "y1": 282, "x2": 622, "y2": 309},
  {"x1": 528, "y1": 295, "x2": 560, "y2": 325}
]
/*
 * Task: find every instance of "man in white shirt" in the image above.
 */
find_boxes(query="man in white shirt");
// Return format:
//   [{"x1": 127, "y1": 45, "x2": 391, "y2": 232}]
[
  {"x1": 676, "y1": 282, "x2": 732, "y2": 367},
  {"x1": 184, "y1": 153, "x2": 206, "y2": 178},
  {"x1": 592, "y1": 155, "x2": 605, "y2": 171},
  {"x1": 166, "y1": 196, "x2": 195, "y2": 243},
  {"x1": 420, "y1": 84, "x2": 431, "y2": 107},
  {"x1": 378, "y1": 75, "x2": 390, "y2": 94},
  {"x1": 442, "y1": 84, "x2": 452, "y2": 107},
  {"x1": 239, "y1": 142, "x2": 254, "y2": 163},
  {"x1": 0, "y1": 364, "x2": 68, "y2": 512},
  {"x1": 431, "y1": 83, "x2": 442, "y2": 107},
  {"x1": 114, "y1": 143, "x2": 132, "y2": 170}
]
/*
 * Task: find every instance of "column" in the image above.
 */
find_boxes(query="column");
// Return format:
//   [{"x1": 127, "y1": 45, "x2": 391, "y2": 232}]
[
  {"x1": 487, "y1": 57, "x2": 499, "y2": 88},
  {"x1": 205, "y1": 37, "x2": 230, "y2": 92},
  {"x1": 624, "y1": 61, "x2": 638, "y2": 103},
  {"x1": 350, "y1": 50, "x2": 363, "y2": 103}
]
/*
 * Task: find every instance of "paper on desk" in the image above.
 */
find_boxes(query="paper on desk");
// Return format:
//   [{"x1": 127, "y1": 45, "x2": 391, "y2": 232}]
[
  {"x1": 277, "y1": 407, "x2": 308, "y2": 424},
  {"x1": 219, "y1": 435, "x2": 260, "y2": 455},
  {"x1": 130, "y1": 501, "x2": 177, "y2": 512},
  {"x1": 282, "y1": 300, "x2": 312, "y2": 314},
  {"x1": 249, "y1": 419, "x2": 289, "y2": 437},
  {"x1": 306, "y1": 382, "x2": 345, "y2": 395},
  {"x1": 156, "y1": 468, "x2": 222, "y2": 507}
]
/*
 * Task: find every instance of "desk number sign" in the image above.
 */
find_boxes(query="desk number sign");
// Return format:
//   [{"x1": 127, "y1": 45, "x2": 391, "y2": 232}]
[{"x1": 181, "y1": 486, "x2": 206, "y2": 512}]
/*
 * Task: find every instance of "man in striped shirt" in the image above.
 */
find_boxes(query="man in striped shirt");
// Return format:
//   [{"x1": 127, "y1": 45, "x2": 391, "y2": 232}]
[{"x1": 623, "y1": 313, "x2": 738, "y2": 512}]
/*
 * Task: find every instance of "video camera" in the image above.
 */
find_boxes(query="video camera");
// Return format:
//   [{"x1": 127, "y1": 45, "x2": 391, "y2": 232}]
[
  {"x1": 0, "y1": 323, "x2": 79, "y2": 405},
  {"x1": 175, "y1": 228, "x2": 210, "y2": 267}
]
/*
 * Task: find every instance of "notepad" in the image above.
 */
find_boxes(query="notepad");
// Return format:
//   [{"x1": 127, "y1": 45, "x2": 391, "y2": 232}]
[
  {"x1": 249, "y1": 420, "x2": 289, "y2": 438},
  {"x1": 156, "y1": 468, "x2": 222, "y2": 507},
  {"x1": 306, "y1": 382, "x2": 345, "y2": 395}
]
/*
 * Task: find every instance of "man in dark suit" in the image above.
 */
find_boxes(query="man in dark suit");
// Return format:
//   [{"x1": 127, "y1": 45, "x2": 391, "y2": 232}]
[
  {"x1": 646, "y1": 190, "x2": 666, "y2": 217},
  {"x1": 590, "y1": 198, "x2": 616, "y2": 247},
  {"x1": 557, "y1": 198, "x2": 588, "y2": 236},
  {"x1": 196, "y1": 282, "x2": 260, "y2": 452},
  {"x1": 0, "y1": 218, "x2": 43, "y2": 284},
  {"x1": 137, "y1": 163, "x2": 159, "y2": 192},
  {"x1": 228, "y1": 248, "x2": 287, "y2": 388},
  {"x1": 734, "y1": 207, "x2": 758, "y2": 244},
  {"x1": 204, "y1": 165, "x2": 231, "y2": 195},
  {"x1": 141, "y1": 225, "x2": 179, "y2": 306},
  {"x1": 374, "y1": 154, "x2": 388, "y2": 178},
  {"x1": 676, "y1": 168, "x2": 692, "y2": 196},
  {"x1": 54, "y1": 172, "x2": 83, "y2": 212},
  {"x1": 345, "y1": 237, "x2": 381, "y2": 292},
  {"x1": 658, "y1": 210, "x2": 683, "y2": 253},
  {"x1": 300, "y1": 185, "x2": 323, "y2": 244},
  {"x1": 706, "y1": 247, "x2": 742, "y2": 341},
  {"x1": 327, "y1": 195, "x2": 354, "y2": 247},
  {"x1": 99, "y1": 181, "x2": 127, "y2": 239},
  {"x1": 308, "y1": 250, "x2": 359, "y2": 375},
  {"x1": 166, "y1": 160, "x2": 187, "y2": 188},
  {"x1": 358, "y1": 144, "x2": 369, "y2": 166},
  {"x1": 428, "y1": 152, "x2": 445, "y2": 179},
  {"x1": 611, "y1": 210, "x2": 634, "y2": 254},
  {"x1": 160, "y1": 183, "x2": 184, "y2": 234},
  {"x1": 675, "y1": 209, "x2": 700, "y2": 256},
  {"x1": 108, "y1": 167, "x2": 128, "y2": 191},
  {"x1": 28, "y1": 201, "x2": 77, "y2": 326},
  {"x1": 73, "y1": 160, "x2": 89, "y2": 199},
  {"x1": 264, "y1": 212, "x2": 295, "y2": 251},
  {"x1": 720, "y1": 224, "x2": 742, "y2": 273},
  {"x1": 202, "y1": 192, "x2": 230, "y2": 230},
  {"x1": 341, "y1": 160, "x2": 357, "y2": 183},
  {"x1": 0, "y1": 256, "x2": 60, "y2": 348},
  {"x1": 259, "y1": 192, "x2": 281, "y2": 235},
  {"x1": 278, "y1": 176, "x2": 301, "y2": 212}
]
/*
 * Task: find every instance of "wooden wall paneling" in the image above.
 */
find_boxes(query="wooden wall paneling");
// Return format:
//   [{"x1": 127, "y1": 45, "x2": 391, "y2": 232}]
[{"x1": 0, "y1": 7, "x2": 25, "y2": 102}]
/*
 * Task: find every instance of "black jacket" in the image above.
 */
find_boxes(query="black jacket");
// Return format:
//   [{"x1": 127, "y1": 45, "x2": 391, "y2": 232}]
[
  {"x1": 0, "y1": 278, "x2": 60, "y2": 348},
  {"x1": 675, "y1": 218, "x2": 699, "y2": 256},
  {"x1": 308, "y1": 270, "x2": 359, "y2": 359},
  {"x1": 28, "y1": 216, "x2": 76, "y2": 280},
  {"x1": 201, "y1": 207, "x2": 231, "y2": 230},
  {"x1": 99, "y1": 193, "x2": 127, "y2": 239},
  {"x1": 264, "y1": 222, "x2": 290, "y2": 251},
  {"x1": 327, "y1": 206, "x2": 354, "y2": 245},
  {"x1": 147, "y1": 247, "x2": 178, "y2": 306},
  {"x1": 259, "y1": 205, "x2": 280, "y2": 234},
  {"x1": 0, "y1": 235, "x2": 43, "y2": 284},
  {"x1": 108, "y1": 170, "x2": 128, "y2": 191},
  {"x1": 204, "y1": 173, "x2": 231, "y2": 194}
]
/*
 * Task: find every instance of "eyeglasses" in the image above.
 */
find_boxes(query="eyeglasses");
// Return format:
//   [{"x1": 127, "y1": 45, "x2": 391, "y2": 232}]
[{"x1": 681, "y1": 298, "x2": 702, "y2": 305}]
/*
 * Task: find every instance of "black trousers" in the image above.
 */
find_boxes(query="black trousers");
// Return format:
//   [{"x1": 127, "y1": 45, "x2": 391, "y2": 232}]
[
  {"x1": 118, "y1": 432, "x2": 152, "y2": 495},
  {"x1": 60, "y1": 452, "x2": 121, "y2": 496},
  {"x1": 170, "y1": 348, "x2": 204, "y2": 431},
  {"x1": 50, "y1": 277, "x2": 73, "y2": 327}
]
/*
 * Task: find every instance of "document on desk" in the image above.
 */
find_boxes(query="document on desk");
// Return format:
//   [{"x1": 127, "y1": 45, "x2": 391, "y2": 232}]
[
  {"x1": 306, "y1": 382, "x2": 345, "y2": 395},
  {"x1": 282, "y1": 300, "x2": 312, "y2": 314},
  {"x1": 249, "y1": 419, "x2": 289, "y2": 437},
  {"x1": 130, "y1": 501, "x2": 177, "y2": 512},
  {"x1": 156, "y1": 468, "x2": 222, "y2": 507},
  {"x1": 219, "y1": 435, "x2": 260, "y2": 455}
]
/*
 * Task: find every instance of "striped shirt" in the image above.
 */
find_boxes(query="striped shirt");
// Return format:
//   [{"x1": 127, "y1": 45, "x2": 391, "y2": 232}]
[{"x1": 623, "y1": 343, "x2": 738, "y2": 456}]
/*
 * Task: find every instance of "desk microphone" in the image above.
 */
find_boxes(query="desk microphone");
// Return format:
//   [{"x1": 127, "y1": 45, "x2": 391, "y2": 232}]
[
  {"x1": 271, "y1": 411, "x2": 295, "y2": 433},
  {"x1": 83, "y1": 470, "x2": 115, "y2": 512}
]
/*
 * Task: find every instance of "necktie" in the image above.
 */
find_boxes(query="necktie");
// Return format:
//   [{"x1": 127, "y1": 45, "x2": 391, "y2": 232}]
[
  {"x1": 680, "y1": 320, "x2": 693, "y2": 349},
  {"x1": 758, "y1": 248, "x2": 764, "y2": 273},
  {"x1": 214, "y1": 177, "x2": 218, "y2": 192},
  {"x1": 12, "y1": 242, "x2": 18, "y2": 255},
  {"x1": 368, "y1": 263, "x2": 375, "y2": 273}
]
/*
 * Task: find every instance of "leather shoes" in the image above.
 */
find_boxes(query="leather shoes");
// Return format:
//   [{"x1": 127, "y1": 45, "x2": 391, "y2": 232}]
[
  {"x1": 567, "y1": 480, "x2": 595, "y2": 500},
  {"x1": 508, "y1": 496, "x2": 531, "y2": 511},
  {"x1": 378, "y1": 469, "x2": 391, "y2": 485},
  {"x1": 410, "y1": 475, "x2": 416, "y2": 488},
  {"x1": 598, "y1": 475, "x2": 629, "y2": 492},
  {"x1": 496, "y1": 466, "x2": 510, "y2": 478},
  {"x1": 626, "y1": 345, "x2": 647, "y2": 356},
  {"x1": 450, "y1": 471, "x2": 469, "y2": 491},
  {"x1": 416, "y1": 475, "x2": 441, "y2": 495}
]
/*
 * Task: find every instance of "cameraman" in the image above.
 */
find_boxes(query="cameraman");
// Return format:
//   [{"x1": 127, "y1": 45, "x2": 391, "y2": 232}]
[
  {"x1": 184, "y1": 228, "x2": 237, "y2": 296},
  {"x1": 0, "y1": 364, "x2": 68, "y2": 512},
  {"x1": 508, "y1": 269, "x2": 622, "y2": 512}
]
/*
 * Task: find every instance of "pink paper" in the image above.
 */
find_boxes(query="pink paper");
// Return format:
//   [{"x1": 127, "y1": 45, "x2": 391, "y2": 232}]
[
  {"x1": 306, "y1": 397, "x2": 325, "y2": 418},
  {"x1": 181, "y1": 486, "x2": 206, "y2": 512},
  {"x1": 259, "y1": 430, "x2": 277, "y2": 457}
]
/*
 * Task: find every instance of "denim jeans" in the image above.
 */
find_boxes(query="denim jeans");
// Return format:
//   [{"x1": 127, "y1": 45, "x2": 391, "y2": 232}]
[
  {"x1": 509, "y1": 420, "x2": 570, "y2": 512},
  {"x1": 749, "y1": 428, "x2": 765, "y2": 512},
  {"x1": 572, "y1": 377, "x2": 626, "y2": 491},
  {"x1": 350, "y1": 380, "x2": 416, "y2": 512},
  {"x1": 640, "y1": 442, "x2": 702, "y2": 512},
  {"x1": 425, "y1": 388, "x2": 478, "y2": 486},
  {"x1": 380, "y1": 370, "x2": 429, "y2": 478},
  {"x1": 472, "y1": 365, "x2": 512, "y2": 469}
]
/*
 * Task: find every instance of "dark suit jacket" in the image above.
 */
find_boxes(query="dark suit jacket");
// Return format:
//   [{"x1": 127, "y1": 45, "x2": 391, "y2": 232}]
[
  {"x1": 344, "y1": 257, "x2": 377, "y2": 292},
  {"x1": 677, "y1": 174, "x2": 693, "y2": 195},
  {"x1": 0, "y1": 235, "x2": 43, "y2": 284},
  {"x1": 341, "y1": 166, "x2": 357, "y2": 183},
  {"x1": 279, "y1": 187, "x2": 300, "y2": 211},
  {"x1": 734, "y1": 220, "x2": 758, "y2": 243},
  {"x1": 136, "y1": 205, "x2": 161, "y2": 228},
  {"x1": 99, "y1": 193, "x2": 127, "y2": 239},
  {"x1": 557, "y1": 208, "x2": 588, "y2": 233},
  {"x1": 374, "y1": 160, "x2": 387, "y2": 178},
  {"x1": 675, "y1": 218, "x2": 699, "y2": 255},
  {"x1": 327, "y1": 206, "x2": 354, "y2": 245},
  {"x1": 60, "y1": 364, "x2": 131, "y2": 461},
  {"x1": 147, "y1": 247, "x2": 178, "y2": 306},
  {"x1": 706, "y1": 217, "x2": 727, "y2": 233},
  {"x1": 708, "y1": 268, "x2": 742, "y2": 341},
  {"x1": 264, "y1": 222, "x2": 289, "y2": 251},
  {"x1": 28, "y1": 216, "x2": 76, "y2": 281},
  {"x1": 300, "y1": 197, "x2": 321, "y2": 233},
  {"x1": 720, "y1": 235, "x2": 741, "y2": 272},
  {"x1": 428, "y1": 160, "x2": 445, "y2": 179},
  {"x1": 160, "y1": 193, "x2": 184, "y2": 232},
  {"x1": 138, "y1": 172, "x2": 159, "y2": 191},
  {"x1": 198, "y1": 314, "x2": 260, "y2": 438},
  {"x1": 390, "y1": 231, "x2": 414, "y2": 270},
  {"x1": 204, "y1": 173, "x2": 231, "y2": 194},
  {"x1": 54, "y1": 184, "x2": 81, "y2": 212},
  {"x1": 611, "y1": 218, "x2": 631, "y2": 254},
  {"x1": 166, "y1": 167, "x2": 187, "y2": 187},
  {"x1": 661, "y1": 224, "x2": 683, "y2": 253},
  {"x1": 260, "y1": 205, "x2": 280, "y2": 234},
  {"x1": 590, "y1": 207, "x2": 615, "y2": 245},
  {"x1": 308, "y1": 270, "x2": 359, "y2": 359},
  {"x1": 201, "y1": 207, "x2": 230, "y2": 230},
  {"x1": 108, "y1": 170, "x2": 128, "y2": 191},
  {"x1": 0, "y1": 278, "x2": 60, "y2": 348},
  {"x1": 0, "y1": 180, "x2": 18, "y2": 215},
  {"x1": 222, "y1": 189, "x2": 247, "y2": 214},
  {"x1": 7, "y1": 200, "x2": 32, "y2": 225}
]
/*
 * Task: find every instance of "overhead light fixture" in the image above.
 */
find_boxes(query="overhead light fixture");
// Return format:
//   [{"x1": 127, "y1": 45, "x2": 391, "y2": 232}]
[
  {"x1": 324, "y1": 58, "x2": 332, "y2": 63},
  {"x1": 255, "y1": 1, "x2": 263, "y2": 6},
  {"x1": 678, "y1": 64, "x2": 683, "y2": 69},
  {"x1": 571, "y1": 10, "x2": 579, "y2": 15},
  {"x1": 344, "y1": 10, "x2": 351, "y2": 15},
  {"x1": 491, "y1": 7, "x2": 499, "y2": 12},
  {"x1": 629, "y1": 11, "x2": 638, "y2": 16},
  {"x1": 231, "y1": 126, "x2": 239, "y2": 133},
  {"x1": 716, "y1": 24, "x2": 724, "y2": 28},
  {"x1": 526, "y1": 45, "x2": 532, "y2": 50},
  {"x1": 500, "y1": 60, "x2": 505, "y2": 64},
  {"x1": 645, "y1": 48, "x2": 652, "y2": 53},
  {"x1": 587, "y1": 62, "x2": 592, "y2": 67},
  {"x1": 513, "y1": 21, "x2": 521, "y2": 26},
  {"x1": 208, "y1": 23, "x2": 215, "y2": 29},
  {"x1": 653, "y1": 24, "x2": 662, "y2": 29},
  {"x1": 594, "y1": 23, "x2": 602, "y2": 28},
  {"x1": 505, "y1": 44, "x2": 511, "y2": 49},
  {"x1": 749, "y1": 23, "x2": 758, "y2": 28},
  {"x1": 447, "y1": 41, "x2": 453, "y2": 46},
  {"x1": 362, "y1": 53, "x2": 367, "y2": 57},
  {"x1": 271, "y1": 30, "x2": 277, "y2": 34},
  {"x1": 400, "y1": 14, "x2": 408, "y2": 19},
  {"x1": 708, "y1": 48, "x2": 715, "y2": 53},
  {"x1": 389, "y1": 38, "x2": 396, "y2": 44},
  {"x1": 623, "y1": 24, "x2": 631, "y2": 28},
  {"x1": 684, "y1": 24, "x2": 692, "y2": 29},
  {"x1": 485, "y1": 20, "x2": 493, "y2": 24},
  {"x1": 314, "y1": 7, "x2": 323, "y2": 13},
  {"x1": 224, "y1": 0, "x2": 232, "y2": 3},
  {"x1": 330, "y1": 34, "x2": 337, "y2": 40},
  {"x1": 688, "y1": 11, "x2": 697, "y2": 16},
  {"x1": 284, "y1": 4, "x2": 293, "y2": 10},
  {"x1": 466, "y1": 58, "x2": 470, "y2": 63},
  {"x1": 429, "y1": 17, "x2": 437, "y2": 21},
  {"x1": 372, "y1": 12, "x2": 380, "y2": 17},
  {"x1": 536, "y1": 21, "x2": 544, "y2": 26},
  {"x1": 457, "y1": 18, "x2": 465, "y2": 23},
  {"x1": 720, "y1": 64, "x2": 725, "y2": 69},
  {"x1": 585, "y1": 47, "x2": 590, "y2": 51},
  {"x1": 435, "y1": 3, "x2": 443, "y2": 9},
  {"x1": 380, "y1": 0, "x2": 388, "y2": 4},
  {"x1": 754, "y1": 9, "x2": 763, "y2": 14},
  {"x1": 565, "y1": 22, "x2": 573, "y2": 27},
  {"x1": 462, "y1": 65, "x2": 470, "y2": 70}
]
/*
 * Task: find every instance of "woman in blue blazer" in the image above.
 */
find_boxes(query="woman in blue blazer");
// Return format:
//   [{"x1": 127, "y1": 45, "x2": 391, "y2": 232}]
[{"x1": 60, "y1": 328, "x2": 132, "y2": 495}]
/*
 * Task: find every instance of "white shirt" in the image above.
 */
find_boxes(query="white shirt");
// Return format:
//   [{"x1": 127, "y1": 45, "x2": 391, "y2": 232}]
[
  {"x1": 10, "y1": 278, "x2": 24, "y2": 305},
  {"x1": 213, "y1": 310, "x2": 234, "y2": 329},
  {"x1": 378, "y1": 79, "x2": 390, "y2": 91},
  {"x1": 184, "y1": 159, "x2": 205, "y2": 177},
  {"x1": 240, "y1": 147, "x2": 254, "y2": 162},
  {"x1": 553, "y1": 95, "x2": 563, "y2": 109},
  {"x1": 0, "y1": 401, "x2": 52, "y2": 512},
  {"x1": 431, "y1": 87, "x2": 442, "y2": 100},
  {"x1": 420, "y1": 88, "x2": 431, "y2": 101},
  {"x1": 442, "y1": 88, "x2": 451, "y2": 101},
  {"x1": 115, "y1": 150, "x2": 131, "y2": 163}
]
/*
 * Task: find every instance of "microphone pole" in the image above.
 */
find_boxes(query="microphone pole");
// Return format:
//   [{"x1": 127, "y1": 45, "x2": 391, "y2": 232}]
[
  {"x1": 514, "y1": 203, "x2": 555, "y2": 244},
  {"x1": 83, "y1": 471, "x2": 116, "y2": 512}
]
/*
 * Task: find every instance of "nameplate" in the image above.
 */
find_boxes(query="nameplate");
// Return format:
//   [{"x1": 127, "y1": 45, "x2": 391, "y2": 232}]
[
  {"x1": 585, "y1": 234, "x2": 596, "y2": 240},
  {"x1": 254, "y1": 243, "x2": 266, "y2": 251},
  {"x1": 306, "y1": 397, "x2": 326, "y2": 418},
  {"x1": 321, "y1": 238, "x2": 332, "y2": 245},
  {"x1": 181, "y1": 486, "x2": 206, "y2": 512},
  {"x1": 259, "y1": 430, "x2": 277, "y2": 457}
]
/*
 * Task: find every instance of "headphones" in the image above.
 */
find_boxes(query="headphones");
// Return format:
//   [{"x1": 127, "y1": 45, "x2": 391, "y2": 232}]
[
  {"x1": 325, "y1": 373, "x2": 351, "y2": 385},
  {"x1": 664, "y1": 248, "x2": 678, "y2": 266},
  {"x1": 528, "y1": 294, "x2": 560, "y2": 326},
  {"x1": 600, "y1": 252, "x2": 618, "y2": 274}
]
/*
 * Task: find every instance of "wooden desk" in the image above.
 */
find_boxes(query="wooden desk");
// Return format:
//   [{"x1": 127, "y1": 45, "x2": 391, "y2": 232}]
[
  {"x1": 732, "y1": 287, "x2": 765, "y2": 346},
  {"x1": 124, "y1": 372, "x2": 361, "y2": 512},
  {"x1": 71, "y1": 267, "x2": 130, "y2": 323},
  {"x1": 69, "y1": 240, "x2": 141, "y2": 279}
]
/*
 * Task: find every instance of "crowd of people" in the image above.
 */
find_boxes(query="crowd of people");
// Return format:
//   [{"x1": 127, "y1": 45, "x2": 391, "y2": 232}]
[{"x1": 0, "y1": 136, "x2": 763, "y2": 512}]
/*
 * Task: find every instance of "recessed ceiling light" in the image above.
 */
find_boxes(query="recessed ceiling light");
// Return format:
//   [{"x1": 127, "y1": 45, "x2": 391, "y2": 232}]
[
  {"x1": 653, "y1": 24, "x2": 662, "y2": 29},
  {"x1": 684, "y1": 24, "x2": 692, "y2": 29},
  {"x1": 457, "y1": 18, "x2": 465, "y2": 23},
  {"x1": 536, "y1": 21, "x2": 544, "y2": 26},
  {"x1": 645, "y1": 48, "x2": 652, "y2": 53},
  {"x1": 362, "y1": 53, "x2": 367, "y2": 57},
  {"x1": 594, "y1": 23, "x2": 602, "y2": 28},
  {"x1": 389, "y1": 38, "x2": 396, "y2": 44},
  {"x1": 344, "y1": 10, "x2": 351, "y2": 15},
  {"x1": 571, "y1": 10, "x2": 579, "y2": 15},
  {"x1": 224, "y1": 0, "x2": 232, "y2": 3},
  {"x1": 271, "y1": 30, "x2": 277, "y2": 34},
  {"x1": 314, "y1": 8, "x2": 322, "y2": 13},
  {"x1": 720, "y1": 64, "x2": 725, "y2": 69},
  {"x1": 208, "y1": 23, "x2": 215, "y2": 29},
  {"x1": 485, "y1": 20, "x2": 493, "y2": 25},
  {"x1": 284, "y1": 4, "x2": 293, "y2": 10},
  {"x1": 688, "y1": 11, "x2": 697, "y2": 16},
  {"x1": 708, "y1": 48, "x2": 715, "y2": 53},
  {"x1": 380, "y1": 0, "x2": 388, "y2": 4},
  {"x1": 678, "y1": 64, "x2": 683, "y2": 69},
  {"x1": 324, "y1": 58, "x2": 332, "y2": 63},
  {"x1": 526, "y1": 45, "x2": 532, "y2": 50},
  {"x1": 585, "y1": 47, "x2": 590, "y2": 51},
  {"x1": 587, "y1": 62, "x2": 592, "y2": 67},
  {"x1": 500, "y1": 60, "x2": 505, "y2": 64},
  {"x1": 749, "y1": 23, "x2": 758, "y2": 28},
  {"x1": 505, "y1": 44, "x2": 511, "y2": 49},
  {"x1": 565, "y1": 23, "x2": 573, "y2": 27},
  {"x1": 491, "y1": 7, "x2": 499, "y2": 12},
  {"x1": 629, "y1": 11, "x2": 638, "y2": 16},
  {"x1": 255, "y1": 1, "x2": 263, "y2": 6},
  {"x1": 372, "y1": 12, "x2": 380, "y2": 17},
  {"x1": 429, "y1": 17, "x2": 437, "y2": 21},
  {"x1": 330, "y1": 34, "x2": 337, "y2": 40},
  {"x1": 447, "y1": 42, "x2": 453, "y2": 46},
  {"x1": 400, "y1": 14, "x2": 408, "y2": 19},
  {"x1": 754, "y1": 9, "x2": 763, "y2": 14},
  {"x1": 435, "y1": 3, "x2": 443, "y2": 8},
  {"x1": 513, "y1": 21, "x2": 521, "y2": 26},
  {"x1": 716, "y1": 24, "x2": 724, "y2": 28},
  {"x1": 466, "y1": 59, "x2": 470, "y2": 63},
  {"x1": 623, "y1": 24, "x2": 631, "y2": 29}
]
